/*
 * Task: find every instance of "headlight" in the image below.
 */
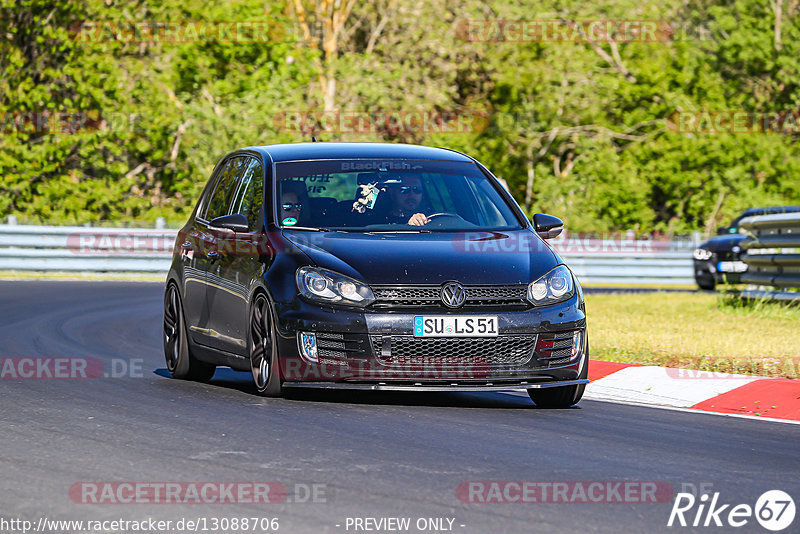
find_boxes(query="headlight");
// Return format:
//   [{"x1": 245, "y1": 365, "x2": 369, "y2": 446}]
[
  {"x1": 528, "y1": 265, "x2": 575, "y2": 306},
  {"x1": 296, "y1": 267, "x2": 375, "y2": 307},
  {"x1": 693, "y1": 248, "x2": 713, "y2": 261}
]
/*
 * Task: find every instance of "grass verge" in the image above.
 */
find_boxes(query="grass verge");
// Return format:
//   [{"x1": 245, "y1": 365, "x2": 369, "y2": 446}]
[
  {"x1": 0, "y1": 270, "x2": 165, "y2": 282},
  {"x1": 586, "y1": 291, "x2": 800, "y2": 379}
]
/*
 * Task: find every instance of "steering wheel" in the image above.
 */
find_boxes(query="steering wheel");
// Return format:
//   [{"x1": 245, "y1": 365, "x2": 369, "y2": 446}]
[
  {"x1": 420, "y1": 212, "x2": 470, "y2": 229},
  {"x1": 426, "y1": 213, "x2": 467, "y2": 222}
]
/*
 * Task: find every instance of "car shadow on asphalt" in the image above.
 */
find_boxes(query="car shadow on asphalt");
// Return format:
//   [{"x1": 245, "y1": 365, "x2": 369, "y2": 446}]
[
  {"x1": 154, "y1": 367, "x2": 582, "y2": 410},
  {"x1": 154, "y1": 367, "x2": 258, "y2": 396}
]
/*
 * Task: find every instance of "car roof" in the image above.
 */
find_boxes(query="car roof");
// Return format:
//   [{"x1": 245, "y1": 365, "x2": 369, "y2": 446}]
[
  {"x1": 740, "y1": 206, "x2": 800, "y2": 216},
  {"x1": 240, "y1": 142, "x2": 475, "y2": 163}
]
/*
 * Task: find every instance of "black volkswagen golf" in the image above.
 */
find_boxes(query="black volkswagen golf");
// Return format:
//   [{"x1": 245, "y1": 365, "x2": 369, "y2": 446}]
[{"x1": 164, "y1": 143, "x2": 589, "y2": 407}]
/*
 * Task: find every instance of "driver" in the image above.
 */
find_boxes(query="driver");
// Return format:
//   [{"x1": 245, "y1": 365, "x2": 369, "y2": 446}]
[{"x1": 384, "y1": 174, "x2": 430, "y2": 226}]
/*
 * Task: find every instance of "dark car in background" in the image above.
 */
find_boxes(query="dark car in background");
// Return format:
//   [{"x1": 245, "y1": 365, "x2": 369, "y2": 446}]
[
  {"x1": 163, "y1": 142, "x2": 589, "y2": 408},
  {"x1": 693, "y1": 206, "x2": 800, "y2": 289}
]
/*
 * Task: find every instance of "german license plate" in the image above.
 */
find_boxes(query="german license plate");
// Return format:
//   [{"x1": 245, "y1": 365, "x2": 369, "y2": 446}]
[{"x1": 413, "y1": 316, "x2": 498, "y2": 337}]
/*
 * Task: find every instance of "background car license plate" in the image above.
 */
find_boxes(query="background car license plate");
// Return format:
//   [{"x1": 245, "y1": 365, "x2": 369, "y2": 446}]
[
  {"x1": 717, "y1": 261, "x2": 748, "y2": 273},
  {"x1": 413, "y1": 316, "x2": 498, "y2": 337}
]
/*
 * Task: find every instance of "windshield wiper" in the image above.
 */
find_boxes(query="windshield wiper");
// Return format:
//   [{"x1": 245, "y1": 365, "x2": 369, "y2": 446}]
[
  {"x1": 283, "y1": 226, "x2": 347, "y2": 232},
  {"x1": 366, "y1": 228, "x2": 432, "y2": 234}
]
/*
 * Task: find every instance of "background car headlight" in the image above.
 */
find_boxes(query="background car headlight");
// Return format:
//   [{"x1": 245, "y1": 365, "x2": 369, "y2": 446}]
[
  {"x1": 693, "y1": 248, "x2": 713, "y2": 260},
  {"x1": 528, "y1": 265, "x2": 575, "y2": 306},
  {"x1": 296, "y1": 267, "x2": 375, "y2": 307}
]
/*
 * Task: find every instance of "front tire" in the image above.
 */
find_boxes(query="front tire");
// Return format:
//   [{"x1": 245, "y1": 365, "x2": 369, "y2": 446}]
[
  {"x1": 163, "y1": 283, "x2": 216, "y2": 382},
  {"x1": 528, "y1": 352, "x2": 589, "y2": 408},
  {"x1": 696, "y1": 275, "x2": 716, "y2": 291},
  {"x1": 249, "y1": 293, "x2": 283, "y2": 397}
]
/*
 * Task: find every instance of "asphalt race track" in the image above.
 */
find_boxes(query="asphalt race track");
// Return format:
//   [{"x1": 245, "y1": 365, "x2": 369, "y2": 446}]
[{"x1": 1, "y1": 281, "x2": 798, "y2": 533}]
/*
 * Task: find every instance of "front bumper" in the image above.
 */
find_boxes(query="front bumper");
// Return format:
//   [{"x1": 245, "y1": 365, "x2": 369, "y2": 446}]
[
  {"x1": 272, "y1": 292, "x2": 587, "y2": 387},
  {"x1": 694, "y1": 258, "x2": 747, "y2": 284},
  {"x1": 282, "y1": 379, "x2": 590, "y2": 392}
]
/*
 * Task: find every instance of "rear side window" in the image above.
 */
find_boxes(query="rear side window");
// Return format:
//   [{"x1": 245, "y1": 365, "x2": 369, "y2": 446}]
[
  {"x1": 230, "y1": 158, "x2": 264, "y2": 230},
  {"x1": 204, "y1": 157, "x2": 245, "y2": 220}
]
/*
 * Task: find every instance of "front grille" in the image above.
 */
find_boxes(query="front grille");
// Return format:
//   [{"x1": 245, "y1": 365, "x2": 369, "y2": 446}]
[
  {"x1": 371, "y1": 285, "x2": 529, "y2": 308},
  {"x1": 715, "y1": 250, "x2": 737, "y2": 262},
  {"x1": 369, "y1": 334, "x2": 537, "y2": 367}
]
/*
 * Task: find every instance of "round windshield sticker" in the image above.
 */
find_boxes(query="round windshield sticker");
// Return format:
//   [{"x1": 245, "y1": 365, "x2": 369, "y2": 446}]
[{"x1": 282, "y1": 217, "x2": 297, "y2": 226}]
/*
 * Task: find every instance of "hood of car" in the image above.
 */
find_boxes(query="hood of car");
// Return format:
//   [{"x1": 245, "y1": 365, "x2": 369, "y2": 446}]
[
  {"x1": 698, "y1": 233, "x2": 746, "y2": 252},
  {"x1": 282, "y1": 230, "x2": 560, "y2": 285}
]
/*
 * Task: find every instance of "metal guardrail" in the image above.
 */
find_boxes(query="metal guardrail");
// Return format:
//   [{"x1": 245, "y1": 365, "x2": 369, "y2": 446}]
[
  {"x1": 558, "y1": 252, "x2": 693, "y2": 285},
  {"x1": 739, "y1": 212, "x2": 800, "y2": 300},
  {"x1": 0, "y1": 225, "x2": 177, "y2": 272},
  {"x1": 551, "y1": 231, "x2": 696, "y2": 285},
  {"x1": 0, "y1": 224, "x2": 697, "y2": 284}
]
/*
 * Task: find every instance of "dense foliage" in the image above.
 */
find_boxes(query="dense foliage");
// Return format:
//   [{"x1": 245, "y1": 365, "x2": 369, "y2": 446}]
[{"x1": 1, "y1": 0, "x2": 799, "y2": 232}]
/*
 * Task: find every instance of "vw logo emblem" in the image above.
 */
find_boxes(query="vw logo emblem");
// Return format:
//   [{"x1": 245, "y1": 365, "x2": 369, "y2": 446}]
[{"x1": 441, "y1": 282, "x2": 466, "y2": 308}]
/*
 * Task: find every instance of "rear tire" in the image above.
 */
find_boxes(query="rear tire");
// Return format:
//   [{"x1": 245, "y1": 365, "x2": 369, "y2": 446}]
[
  {"x1": 249, "y1": 293, "x2": 283, "y2": 397},
  {"x1": 163, "y1": 283, "x2": 216, "y2": 382},
  {"x1": 528, "y1": 346, "x2": 589, "y2": 408}
]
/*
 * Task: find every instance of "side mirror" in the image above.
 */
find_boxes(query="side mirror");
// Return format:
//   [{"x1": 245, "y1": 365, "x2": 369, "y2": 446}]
[
  {"x1": 209, "y1": 213, "x2": 250, "y2": 233},
  {"x1": 716, "y1": 226, "x2": 728, "y2": 235},
  {"x1": 532, "y1": 213, "x2": 563, "y2": 239}
]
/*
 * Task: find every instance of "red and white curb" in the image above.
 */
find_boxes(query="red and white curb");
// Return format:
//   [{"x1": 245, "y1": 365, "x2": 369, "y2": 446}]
[{"x1": 584, "y1": 361, "x2": 800, "y2": 423}]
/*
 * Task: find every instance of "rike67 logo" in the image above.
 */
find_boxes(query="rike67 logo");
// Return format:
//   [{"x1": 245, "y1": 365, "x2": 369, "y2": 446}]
[{"x1": 668, "y1": 490, "x2": 795, "y2": 531}]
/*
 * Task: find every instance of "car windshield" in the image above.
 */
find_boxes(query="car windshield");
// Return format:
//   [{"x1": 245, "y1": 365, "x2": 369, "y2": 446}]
[{"x1": 274, "y1": 159, "x2": 523, "y2": 232}]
